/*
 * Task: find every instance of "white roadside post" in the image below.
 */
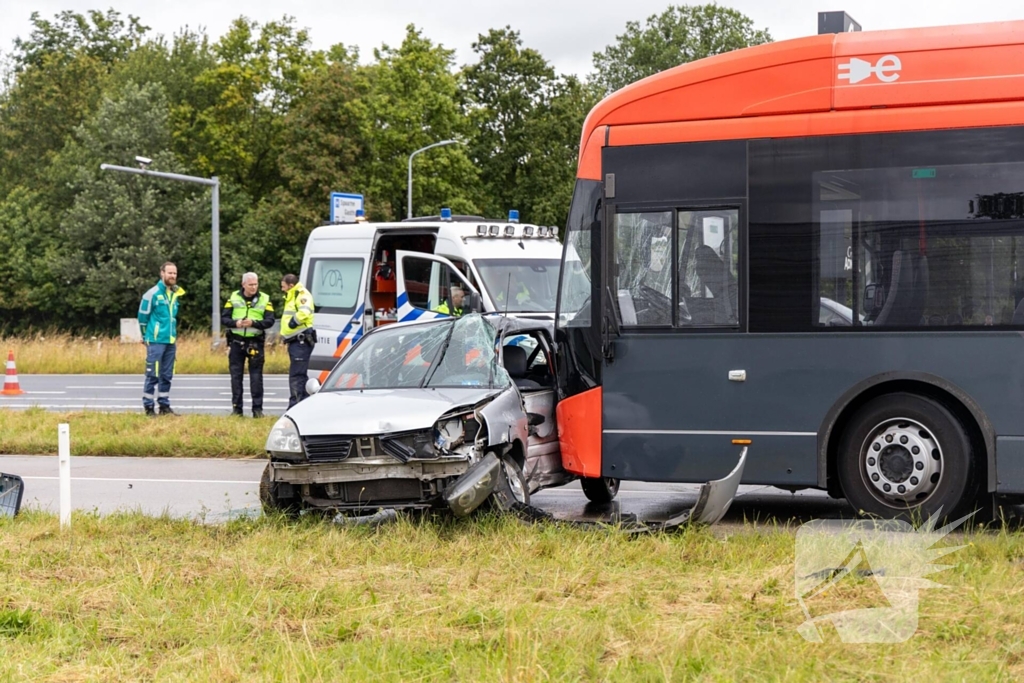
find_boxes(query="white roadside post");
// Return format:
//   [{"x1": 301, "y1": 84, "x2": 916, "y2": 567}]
[{"x1": 58, "y1": 423, "x2": 71, "y2": 530}]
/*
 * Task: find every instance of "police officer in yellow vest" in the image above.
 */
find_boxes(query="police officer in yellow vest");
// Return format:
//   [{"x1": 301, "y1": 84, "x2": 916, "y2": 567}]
[
  {"x1": 280, "y1": 273, "x2": 316, "y2": 408},
  {"x1": 434, "y1": 286, "x2": 465, "y2": 316},
  {"x1": 222, "y1": 272, "x2": 275, "y2": 418}
]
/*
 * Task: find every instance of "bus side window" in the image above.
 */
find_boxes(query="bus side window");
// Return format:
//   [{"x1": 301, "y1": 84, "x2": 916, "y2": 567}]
[
  {"x1": 613, "y1": 211, "x2": 673, "y2": 326},
  {"x1": 678, "y1": 209, "x2": 739, "y2": 326}
]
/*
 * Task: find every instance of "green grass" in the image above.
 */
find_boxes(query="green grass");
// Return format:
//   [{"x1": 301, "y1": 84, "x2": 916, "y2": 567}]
[
  {"x1": 0, "y1": 408, "x2": 269, "y2": 457},
  {"x1": 0, "y1": 511, "x2": 1022, "y2": 681},
  {"x1": 1, "y1": 331, "x2": 291, "y2": 374}
]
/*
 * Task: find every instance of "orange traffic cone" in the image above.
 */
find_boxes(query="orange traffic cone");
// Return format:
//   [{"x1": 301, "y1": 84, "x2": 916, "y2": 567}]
[{"x1": 2, "y1": 350, "x2": 25, "y2": 395}]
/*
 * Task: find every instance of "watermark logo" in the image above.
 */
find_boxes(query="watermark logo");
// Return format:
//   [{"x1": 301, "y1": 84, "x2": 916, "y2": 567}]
[
  {"x1": 838, "y1": 55, "x2": 902, "y2": 84},
  {"x1": 794, "y1": 512, "x2": 972, "y2": 643}
]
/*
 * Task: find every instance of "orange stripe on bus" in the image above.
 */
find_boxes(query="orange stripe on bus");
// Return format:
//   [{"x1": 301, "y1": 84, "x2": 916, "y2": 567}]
[{"x1": 556, "y1": 387, "x2": 602, "y2": 478}]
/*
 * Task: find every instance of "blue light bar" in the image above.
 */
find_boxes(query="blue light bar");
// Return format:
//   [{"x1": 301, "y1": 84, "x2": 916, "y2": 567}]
[
  {"x1": 508, "y1": 209, "x2": 519, "y2": 223},
  {"x1": 440, "y1": 207, "x2": 452, "y2": 221}
]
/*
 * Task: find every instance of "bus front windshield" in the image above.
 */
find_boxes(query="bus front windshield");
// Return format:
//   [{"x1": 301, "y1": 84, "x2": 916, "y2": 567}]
[{"x1": 474, "y1": 259, "x2": 560, "y2": 313}]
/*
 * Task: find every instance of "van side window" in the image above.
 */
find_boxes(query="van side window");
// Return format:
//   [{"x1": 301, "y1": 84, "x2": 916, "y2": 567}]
[
  {"x1": 445, "y1": 256, "x2": 479, "y2": 290},
  {"x1": 402, "y1": 257, "x2": 464, "y2": 311},
  {"x1": 308, "y1": 258, "x2": 364, "y2": 315}
]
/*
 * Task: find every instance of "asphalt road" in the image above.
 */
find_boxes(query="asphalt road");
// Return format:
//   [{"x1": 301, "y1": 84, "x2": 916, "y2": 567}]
[
  {"x1": 1, "y1": 455, "x2": 855, "y2": 525},
  {"x1": 0, "y1": 374, "x2": 291, "y2": 415}
]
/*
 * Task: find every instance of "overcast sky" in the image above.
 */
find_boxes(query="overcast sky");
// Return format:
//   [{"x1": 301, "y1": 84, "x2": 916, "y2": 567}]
[{"x1": 1, "y1": 1, "x2": 1021, "y2": 76}]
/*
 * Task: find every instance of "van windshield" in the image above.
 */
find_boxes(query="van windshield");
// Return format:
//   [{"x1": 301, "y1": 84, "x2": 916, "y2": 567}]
[{"x1": 474, "y1": 259, "x2": 560, "y2": 313}]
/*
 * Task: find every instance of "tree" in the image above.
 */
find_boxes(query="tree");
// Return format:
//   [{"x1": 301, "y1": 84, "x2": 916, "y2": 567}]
[
  {"x1": 173, "y1": 17, "x2": 322, "y2": 203},
  {"x1": 356, "y1": 25, "x2": 478, "y2": 221},
  {"x1": 461, "y1": 27, "x2": 556, "y2": 221},
  {"x1": 53, "y1": 81, "x2": 210, "y2": 330},
  {"x1": 0, "y1": 10, "x2": 148, "y2": 195},
  {"x1": 517, "y1": 75, "x2": 601, "y2": 226},
  {"x1": 592, "y1": 3, "x2": 772, "y2": 94},
  {"x1": 256, "y1": 45, "x2": 367, "y2": 247}
]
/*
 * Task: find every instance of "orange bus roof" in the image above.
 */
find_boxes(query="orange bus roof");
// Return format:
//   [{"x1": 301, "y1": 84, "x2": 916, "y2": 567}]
[{"x1": 578, "y1": 20, "x2": 1024, "y2": 179}]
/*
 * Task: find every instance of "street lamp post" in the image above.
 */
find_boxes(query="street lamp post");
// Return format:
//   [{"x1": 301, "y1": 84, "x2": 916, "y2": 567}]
[
  {"x1": 407, "y1": 139, "x2": 461, "y2": 220},
  {"x1": 100, "y1": 163, "x2": 221, "y2": 341}
]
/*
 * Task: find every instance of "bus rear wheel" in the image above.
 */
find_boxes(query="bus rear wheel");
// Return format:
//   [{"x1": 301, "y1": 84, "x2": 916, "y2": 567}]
[
  {"x1": 581, "y1": 477, "x2": 620, "y2": 504},
  {"x1": 837, "y1": 392, "x2": 978, "y2": 521}
]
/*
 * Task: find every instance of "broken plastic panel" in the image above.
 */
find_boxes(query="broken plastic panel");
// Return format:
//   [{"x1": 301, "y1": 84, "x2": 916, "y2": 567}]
[{"x1": 0, "y1": 473, "x2": 24, "y2": 518}]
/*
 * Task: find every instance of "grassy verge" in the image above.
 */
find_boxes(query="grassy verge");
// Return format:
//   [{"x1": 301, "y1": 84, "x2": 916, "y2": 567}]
[
  {"x1": 0, "y1": 511, "x2": 1021, "y2": 681},
  {"x1": 1, "y1": 332, "x2": 291, "y2": 374},
  {"x1": 0, "y1": 408, "x2": 267, "y2": 457}
]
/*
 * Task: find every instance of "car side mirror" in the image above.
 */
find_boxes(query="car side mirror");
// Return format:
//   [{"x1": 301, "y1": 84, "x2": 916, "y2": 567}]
[
  {"x1": 305, "y1": 378, "x2": 321, "y2": 396},
  {"x1": 527, "y1": 412, "x2": 544, "y2": 427},
  {"x1": 467, "y1": 291, "x2": 483, "y2": 313}
]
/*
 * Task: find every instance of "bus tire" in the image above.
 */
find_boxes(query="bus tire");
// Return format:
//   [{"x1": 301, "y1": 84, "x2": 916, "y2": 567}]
[
  {"x1": 581, "y1": 477, "x2": 620, "y2": 504},
  {"x1": 259, "y1": 463, "x2": 299, "y2": 516},
  {"x1": 837, "y1": 392, "x2": 978, "y2": 521}
]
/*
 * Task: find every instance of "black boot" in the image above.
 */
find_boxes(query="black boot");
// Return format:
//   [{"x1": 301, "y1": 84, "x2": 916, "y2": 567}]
[
  {"x1": 252, "y1": 409, "x2": 265, "y2": 419},
  {"x1": 144, "y1": 406, "x2": 156, "y2": 417},
  {"x1": 159, "y1": 406, "x2": 178, "y2": 416}
]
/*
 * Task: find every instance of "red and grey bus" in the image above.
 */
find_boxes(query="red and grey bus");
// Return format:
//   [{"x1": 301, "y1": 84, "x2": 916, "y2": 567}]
[{"x1": 555, "y1": 18, "x2": 1024, "y2": 520}]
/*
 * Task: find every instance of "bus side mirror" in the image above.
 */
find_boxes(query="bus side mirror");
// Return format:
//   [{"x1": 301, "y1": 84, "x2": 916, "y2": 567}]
[{"x1": 467, "y1": 291, "x2": 483, "y2": 313}]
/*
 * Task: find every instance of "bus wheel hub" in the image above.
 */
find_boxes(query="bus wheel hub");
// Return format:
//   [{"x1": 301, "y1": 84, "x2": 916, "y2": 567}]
[{"x1": 863, "y1": 418, "x2": 942, "y2": 504}]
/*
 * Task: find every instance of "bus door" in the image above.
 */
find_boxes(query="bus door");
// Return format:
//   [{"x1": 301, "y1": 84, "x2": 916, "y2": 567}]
[
  {"x1": 395, "y1": 250, "x2": 481, "y2": 322},
  {"x1": 601, "y1": 204, "x2": 750, "y2": 483}
]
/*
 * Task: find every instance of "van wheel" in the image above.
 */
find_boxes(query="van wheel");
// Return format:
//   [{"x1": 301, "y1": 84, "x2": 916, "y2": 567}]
[
  {"x1": 581, "y1": 477, "x2": 620, "y2": 504},
  {"x1": 259, "y1": 463, "x2": 299, "y2": 516},
  {"x1": 837, "y1": 392, "x2": 978, "y2": 521}
]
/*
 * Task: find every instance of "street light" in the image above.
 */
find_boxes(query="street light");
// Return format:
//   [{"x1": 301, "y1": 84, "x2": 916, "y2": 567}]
[
  {"x1": 407, "y1": 139, "x2": 462, "y2": 220},
  {"x1": 100, "y1": 162, "x2": 221, "y2": 340}
]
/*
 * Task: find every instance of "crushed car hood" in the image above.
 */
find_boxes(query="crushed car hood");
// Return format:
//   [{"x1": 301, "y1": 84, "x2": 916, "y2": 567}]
[{"x1": 287, "y1": 387, "x2": 502, "y2": 436}]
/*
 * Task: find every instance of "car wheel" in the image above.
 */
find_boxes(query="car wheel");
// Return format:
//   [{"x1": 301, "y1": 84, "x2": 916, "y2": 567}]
[
  {"x1": 581, "y1": 477, "x2": 620, "y2": 504},
  {"x1": 489, "y1": 455, "x2": 530, "y2": 511},
  {"x1": 259, "y1": 463, "x2": 299, "y2": 516},
  {"x1": 837, "y1": 392, "x2": 979, "y2": 521}
]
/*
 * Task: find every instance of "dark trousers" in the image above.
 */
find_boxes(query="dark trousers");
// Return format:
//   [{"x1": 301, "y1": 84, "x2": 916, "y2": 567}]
[
  {"x1": 287, "y1": 340, "x2": 313, "y2": 409},
  {"x1": 228, "y1": 339, "x2": 265, "y2": 413},
  {"x1": 142, "y1": 343, "x2": 176, "y2": 408}
]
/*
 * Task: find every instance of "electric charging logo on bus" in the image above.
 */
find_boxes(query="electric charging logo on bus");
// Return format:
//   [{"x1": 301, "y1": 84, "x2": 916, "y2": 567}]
[{"x1": 838, "y1": 54, "x2": 902, "y2": 84}]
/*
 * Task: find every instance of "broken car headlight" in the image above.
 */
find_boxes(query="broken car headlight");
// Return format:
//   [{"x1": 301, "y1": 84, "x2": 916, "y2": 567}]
[
  {"x1": 266, "y1": 416, "x2": 303, "y2": 457},
  {"x1": 434, "y1": 418, "x2": 465, "y2": 451}
]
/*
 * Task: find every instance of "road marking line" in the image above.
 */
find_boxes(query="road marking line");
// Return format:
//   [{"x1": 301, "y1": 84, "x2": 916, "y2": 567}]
[{"x1": 21, "y1": 476, "x2": 260, "y2": 484}]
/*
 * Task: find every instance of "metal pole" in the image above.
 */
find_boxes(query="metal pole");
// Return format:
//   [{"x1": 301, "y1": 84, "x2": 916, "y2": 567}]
[
  {"x1": 406, "y1": 139, "x2": 461, "y2": 220},
  {"x1": 407, "y1": 154, "x2": 414, "y2": 220},
  {"x1": 211, "y1": 178, "x2": 220, "y2": 339},
  {"x1": 100, "y1": 163, "x2": 221, "y2": 341}
]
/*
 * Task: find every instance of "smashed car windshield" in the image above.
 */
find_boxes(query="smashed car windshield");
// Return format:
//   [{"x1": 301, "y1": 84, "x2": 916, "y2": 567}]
[{"x1": 322, "y1": 316, "x2": 510, "y2": 391}]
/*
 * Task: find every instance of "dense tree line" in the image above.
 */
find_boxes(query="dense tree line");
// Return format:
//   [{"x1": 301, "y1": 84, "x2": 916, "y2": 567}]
[{"x1": 0, "y1": 5, "x2": 770, "y2": 332}]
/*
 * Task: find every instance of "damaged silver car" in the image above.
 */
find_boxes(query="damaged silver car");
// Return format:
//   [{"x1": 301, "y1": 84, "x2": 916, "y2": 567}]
[{"x1": 261, "y1": 314, "x2": 578, "y2": 516}]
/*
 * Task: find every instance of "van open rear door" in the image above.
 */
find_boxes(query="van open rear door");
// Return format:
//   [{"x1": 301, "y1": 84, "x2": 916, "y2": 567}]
[{"x1": 395, "y1": 250, "x2": 481, "y2": 321}]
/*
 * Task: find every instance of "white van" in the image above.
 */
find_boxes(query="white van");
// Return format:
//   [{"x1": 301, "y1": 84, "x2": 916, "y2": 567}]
[{"x1": 298, "y1": 213, "x2": 564, "y2": 378}]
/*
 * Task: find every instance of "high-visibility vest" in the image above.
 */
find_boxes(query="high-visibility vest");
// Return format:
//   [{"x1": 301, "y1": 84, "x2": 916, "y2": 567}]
[
  {"x1": 138, "y1": 281, "x2": 185, "y2": 344},
  {"x1": 226, "y1": 290, "x2": 271, "y2": 337},
  {"x1": 435, "y1": 301, "x2": 463, "y2": 316},
  {"x1": 281, "y1": 283, "x2": 315, "y2": 339}
]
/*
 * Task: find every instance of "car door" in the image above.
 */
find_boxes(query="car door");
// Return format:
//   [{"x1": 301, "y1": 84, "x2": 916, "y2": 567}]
[
  {"x1": 501, "y1": 328, "x2": 566, "y2": 492},
  {"x1": 395, "y1": 250, "x2": 480, "y2": 322}
]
